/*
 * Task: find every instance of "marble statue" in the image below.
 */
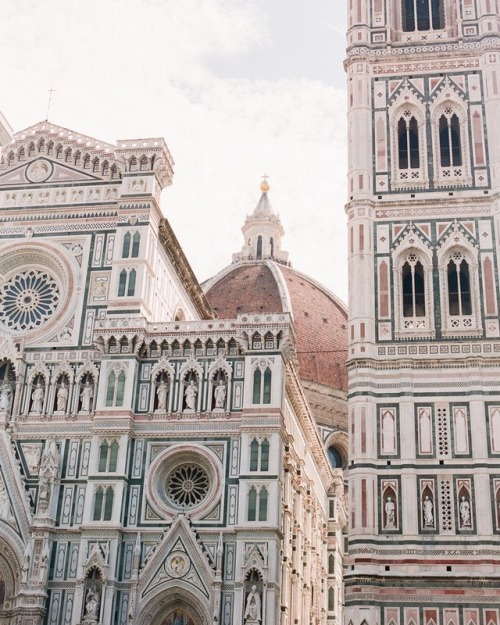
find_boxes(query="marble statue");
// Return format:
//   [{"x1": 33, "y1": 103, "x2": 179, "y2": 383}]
[
  {"x1": 244, "y1": 585, "x2": 262, "y2": 622},
  {"x1": 423, "y1": 495, "x2": 434, "y2": 526},
  {"x1": 460, "y1": 496, "x2": 471, "y2": 526},
  {"x1": 214, "y1": 379, "x2": 227, "y2": 409},
  {"x1": 56, "y1": 381, "x2": 68, "y2": 412},
  {"x1": 80, "y1": 380, "x2": 94, "y2": 413},
  {"x1": 385, "y1": 496, "x2": 395, "y2": 529},
  {"x1": 184, "y1": 379, "x2": 198, "y2": 410},
  {"x1": 0, "y1": 382, "x2": 12, "y2": 413},
  {"x1": 156, "y1": 379, "x2": 168, "y2": 411},
  {"x1": 31, "y1": 382, "x2": 44, "y2": 413}
]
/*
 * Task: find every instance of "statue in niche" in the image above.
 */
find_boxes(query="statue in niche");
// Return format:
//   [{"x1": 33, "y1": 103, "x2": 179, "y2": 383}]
[
  {"x1": 156, "y1": 377, "x2": 169, "y2": 411},
  {"x1": 214, "y1": 379, "x2": 227, "y2": 409},
  {"x1": 460, "y1": 496, "x2": 471, "y2": 527},
  {"x1": 423, "y1": 495, "x2": 434, "y2": 526},
  {"x1": 31, "y1": 381, "x2": 45, "y2": 414},
  {"x1": 80, "y1": 379, "x2": 94, "y2": 413},
  {"x1": 384, "y1": 496, "x2": 395, "y2": 529},
  {"x1": 184, "y1": 379, "x2": 198, "y2": 411},
  {"x1": 56, "y1": 380, "x2": 69, "y2": 412},
  {"x1": 244, "y1": 585, "x2": 262, "y2": 623},
  {"x1": 37, "y1": 442, "x2": 60, "y2": 513},
  {"x1": 0, "y1": 382, "x2": 12, "y2": 414},
  {"x1": 85, "y1": 586, "x2": 101, "y2": 619},
  {"x1": 21, "y1": 541, "x2": 32, "y2": 584}
]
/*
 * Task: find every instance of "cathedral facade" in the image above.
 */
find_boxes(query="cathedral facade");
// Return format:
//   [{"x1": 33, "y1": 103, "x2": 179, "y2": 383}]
[
  {"x1": 345, "y1": 1, "x2": 500, "y2": 624},
  {"x1": 0, "y1": 120, "x2": 346, "y2": 625}
]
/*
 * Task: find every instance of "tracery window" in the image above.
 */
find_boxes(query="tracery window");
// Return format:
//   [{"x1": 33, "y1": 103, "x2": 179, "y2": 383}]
[
  {"x1": 93, "y1": 486, "x2": 114, "y2": 521},
  {"x1": 247, "y1": 486, "x2": 268, "y2": 522},
  {"x1": 439, "y1": 246, "x2": 481, "y2": 336},
  {"x1": 250, "y1": 438, "x2": 270, "y2": 471},
  {"x1": 402, "y1": 256, "x2": 425, "y2": 317},
  {"x1": 439, "y1": 111, "x2": 462, "y2": 167},
  {"x1": 447, "y1": 253, "x2": 471, "y2": 316},
  {"x1": 105, "y1": 370, "x2": 126, "y2": 407},
  {"x1": 398, "y1": 114, "x2": 420, "y2": 170},
  {"x1": 117, "y1": 269, "x2": 136, "y2": 297},
  {"x1": 253, "y1": 367, "x2": 272, "y2": 404},
  {"x1": 394, "y1": 248, "x2": 434, "y2": 338},
  {"x1": 98, "y1": 439, "x2": 119, "y2": 472},
  {"x1": 402, "y1": 0, "x2": 444, "y2": 31},
  {"x1": 122, "y1": 232, "x2": 140, "y2": 258}
]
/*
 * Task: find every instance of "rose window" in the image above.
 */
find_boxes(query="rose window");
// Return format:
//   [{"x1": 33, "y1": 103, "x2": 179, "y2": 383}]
[
  {"x1": 166, "y1": 463, "x2": 210, "y2": 508},
  {"x1": 0, "y1": 270, "x2": 60, "y2": 331}
]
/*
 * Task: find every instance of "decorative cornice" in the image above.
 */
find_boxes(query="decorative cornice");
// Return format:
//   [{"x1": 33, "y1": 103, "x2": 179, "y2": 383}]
[{"x1": 157, "y1": 218, "x2": 215, "y2": 321}]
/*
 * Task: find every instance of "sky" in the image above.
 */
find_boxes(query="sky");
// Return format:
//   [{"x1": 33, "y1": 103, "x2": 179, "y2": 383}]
[{"x1": 0, "y1": 0, "x2": 348, "y2": 302}]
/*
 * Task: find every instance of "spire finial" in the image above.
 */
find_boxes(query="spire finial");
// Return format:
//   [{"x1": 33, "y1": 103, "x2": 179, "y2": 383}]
[
  {"x1": 46, "y1": 87, "x2": 56, "y2": 121},
  {"x1": 260, "y1": 173, "x2": 270, "y2": 193}
]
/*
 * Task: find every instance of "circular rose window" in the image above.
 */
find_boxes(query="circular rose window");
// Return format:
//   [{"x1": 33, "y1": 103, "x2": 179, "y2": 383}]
[
  {"x1": 166, "y1": 463, "x2": 210, "y2": 508},
  {"x1": 146, "y1": 445, "x2": 222, "y2": 520},
  {"x1": 0, "y1": 269, "x2": 60, "y2": 331}
]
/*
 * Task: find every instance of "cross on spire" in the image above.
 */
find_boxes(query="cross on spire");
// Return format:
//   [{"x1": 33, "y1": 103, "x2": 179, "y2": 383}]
[{"x1": 261, "y1": 173, "x2": 269, "y2": 183}]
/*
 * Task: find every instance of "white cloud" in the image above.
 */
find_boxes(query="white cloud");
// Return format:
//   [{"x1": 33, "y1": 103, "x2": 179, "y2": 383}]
[{"x1": 0, "y1": 0, "x2": 348, "y2": 302}]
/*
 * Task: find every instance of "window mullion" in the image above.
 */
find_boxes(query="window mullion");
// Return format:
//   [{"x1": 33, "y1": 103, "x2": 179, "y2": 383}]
[
  {"x1": 413, "y1": 0, "x2": 418, "y2": 30},
  {"x1": 456, "y1": 263, "x2": 462, "y2": 316},
  {"x1": 406, "y1": 122, "x2": 411, "y2": 169},
  {"x1": 447, "y1": 120, "x2": 453, "y2": 166},
  {"x1": 411, "y1": 265, "x2": 416, "y2": 317}
]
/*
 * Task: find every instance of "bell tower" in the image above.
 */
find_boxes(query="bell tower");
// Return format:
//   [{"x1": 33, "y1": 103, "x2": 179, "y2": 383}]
[{"x1": 345, "y1": 1, "x2": 500, "y2": 624}]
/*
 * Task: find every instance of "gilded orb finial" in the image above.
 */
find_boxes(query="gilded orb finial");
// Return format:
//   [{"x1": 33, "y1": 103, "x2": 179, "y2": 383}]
[{"x1": 260, "y1": 173, "x2": 270, "y2": 193}]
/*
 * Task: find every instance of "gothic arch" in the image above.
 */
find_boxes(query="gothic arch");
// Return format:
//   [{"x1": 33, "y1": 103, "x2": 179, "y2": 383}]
[
  {"x1": 430, "y1": 94, "x2": 472, "y2": 187},
  {"x1": 392, "y1": 237, "x2": 435, "y2": 339},
  {"x1": 437, "y1": 229, "x2": 481, "y2": 336},
  {"x1": 389, "y1": 95, "x2": 428, "y2": 189},
  {"x1": 136, "y1": 587, "x2": 210, "y2": 625}
]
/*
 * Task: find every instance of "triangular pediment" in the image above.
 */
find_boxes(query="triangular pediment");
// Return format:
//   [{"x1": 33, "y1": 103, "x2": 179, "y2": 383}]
[
  {"x1": 0, "y1": 157, "x2": 103, "y2": 187},
  {"x1": 139, "y1": 516, "x2": 215, "y2": 602},
  {"x1": 0, "y1": 121, "x2": 123, "y2": 185}
]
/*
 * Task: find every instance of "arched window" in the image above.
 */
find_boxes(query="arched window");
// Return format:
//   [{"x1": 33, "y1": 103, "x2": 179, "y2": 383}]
[
  {"x1": 118, "y1": 269, "x2": 136, "y2": 297},
  {"x1": 247, "y1": 486, "x2": 268, "y2": 522},
  {"x1": 263, "y1": 368, "x2": 272, "y2": 404},
  {"x1": 256, "y1": 235, "x2": 263, "y2": 260},
  {"x1": 447, "y1": 254, "x2": 471, "y2": 316},
  {"x1": 439, "y1": 112, "x2": 462, "y2": 167},
  {"x1": 402, "y1": 257, "x2": 425, "y2": 317},
  {"x1": 328, "y1": 587, "x2": 335, "y2": 611},
  {"x1": 328, "y1": 554, "x2": 335, "y2": 574},
  {"x1": 253, "y1": 369, "x2": 261, "y2": 404},
  {"x1": 93, "y1": 486, "x2": 114, "y2": 521},
  {"x1": 270, "y1": 237, "x2": 274, "y2": 257},
  {"x1": 106, "y1": 370, "x2": 126, "y2": 407},
  {"x1": 253, "y1": 367, "x2": 272, "y2": 404},
  {"x1": 127, "y1": 269, "x2": 136, "y2": 296},
  {"x1": 131, "y1": 232, "x2": 140, "y2": 257},
  {"x1": 248, "y1": 487, "x2": 257, "y2": 521},
  {"x1": 398, "y1": 114, "x2": 420, "y2": 169},
  {"x1": 327, "y1": 446, "x2": 344, "y2": 469},
  {"x1": 258, "y1": 488, "x2": 268, "y2": 521},
  {"x1": 402, "y1": 0, "x2": 443, "y2": 32},
  {"x1": 103, "y1": 487, "x2": 114, "y2": 521},
  {"x1": 118, "y1": 270, "x2": 127, "y2": 296},
  {"x1": 250, "y1": 439, "x2": 270, "y2": 471},
  {"x1": 93, "y1": 487, "x2": 104, "y2": 520},
  {"x1": 98, "y1": 439, "x2": 119, "y2": 472},
  {"x1": 250, "y1": 439, "x2": 259, "y2": 471},
  {"x1": 122, "y1": 232, "x2": 131, "y2": 258}
]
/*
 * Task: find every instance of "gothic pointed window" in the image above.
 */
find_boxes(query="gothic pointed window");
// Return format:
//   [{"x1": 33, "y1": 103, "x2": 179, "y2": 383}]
[
  {"x1": 447, "y1": 255, "x2": 471, "y2": 316},
  {"x1": 122, "y1": 232, "x2": 131, "y2": 258},
  {"x1": 394, "y1": 249, "x2": 434, "y2": 338},
  {"x1": 131, "y1": 232, "x2": 140, "y2": 257},
  {"x1": 398, "y1": 115, "x2": 420, "y2": 170},
  {"x1": 93, "y1": 487, "x2": 104, "y2": 520},
  {"x1": 250, "y1": 439, "x2": 259, "y2": 471},
  {"x1": 439, "y1": 112, "x2": 462, "y2": 167},
  {"x1": 402, "y1": 258, "x2": 425, "y2": 317},
  {"x1": 402, "y1": 0, "x2": 443, "y2": 32},
  {"x1": 253, "y1": 369, "x2": 262, "y2": 404},
  {"x1": 258, "y1": 487, "x2": 268, "y2": 521},
  {"x1": 248, "y1": 487, "x2": 257, "y2": 521},
  {"x1": 127, "y1": 269, "x2": 136, "y2": 297},
  {"x1": 118, "y1": 270, "x2": 127, "y2": 297},
  {"x1": 256, "y1": 235, "x2": 263, "y2": 260}
]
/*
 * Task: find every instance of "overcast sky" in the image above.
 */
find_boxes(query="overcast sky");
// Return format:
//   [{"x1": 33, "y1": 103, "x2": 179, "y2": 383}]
[{"x1": 0, "y1": 0, "x2": 348, "y2": 302}]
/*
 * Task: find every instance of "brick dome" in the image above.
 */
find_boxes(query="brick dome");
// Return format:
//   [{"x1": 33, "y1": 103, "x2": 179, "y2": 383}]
[{"x1": 203, "y1": 261, "x2": 348, "y2": 394}]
